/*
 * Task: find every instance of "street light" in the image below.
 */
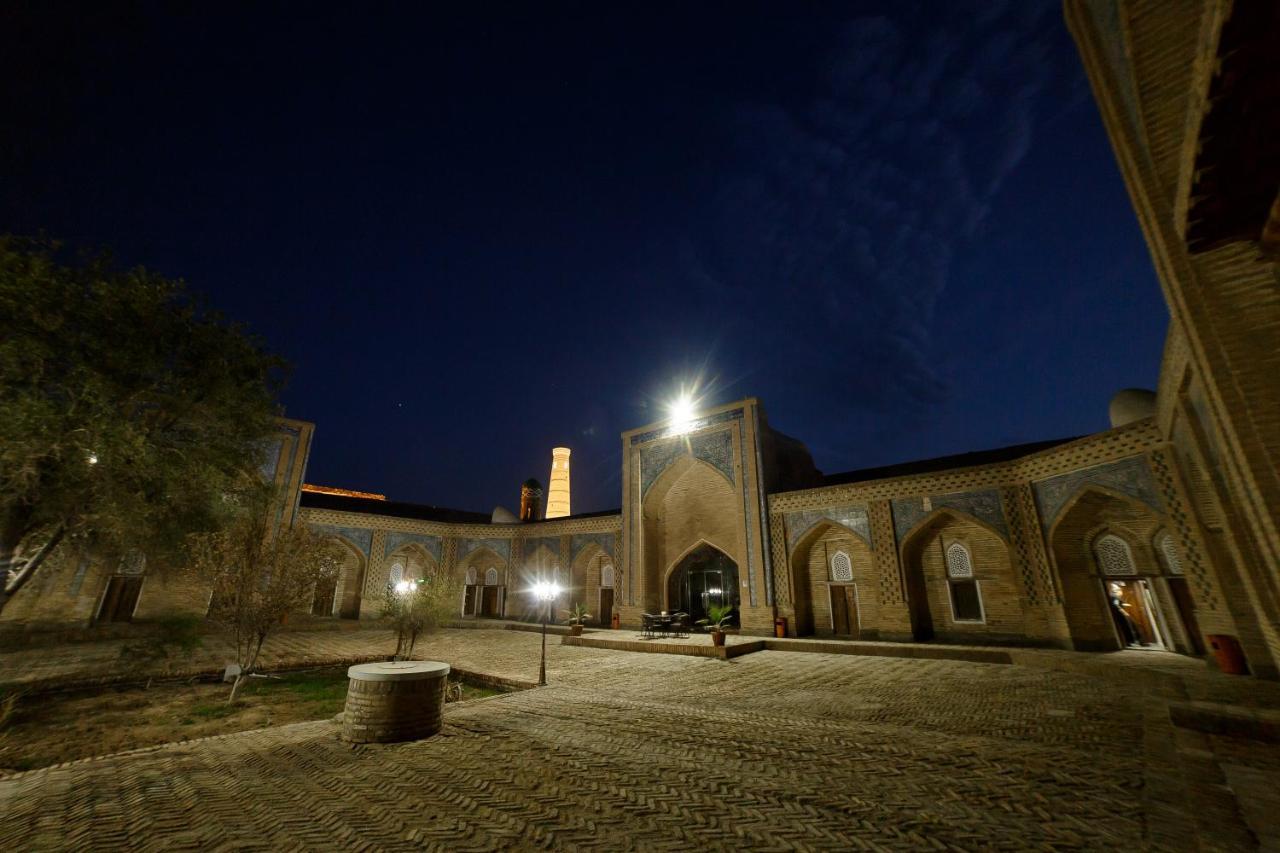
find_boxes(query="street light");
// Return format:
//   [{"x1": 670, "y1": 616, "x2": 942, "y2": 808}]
[{"x1": 532, "y1": 580, "x2": 562, "y2": 686}]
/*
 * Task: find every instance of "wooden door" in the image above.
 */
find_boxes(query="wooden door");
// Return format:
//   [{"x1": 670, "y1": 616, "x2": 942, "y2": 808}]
[
  {"x1": 481, "y1": 586, "x2": 499, "y2": 617},
  {"x1": 830, "y1": 585, "x2": 851, "y2": 636},
  {"x1": 99, "y1": 577, "x2": 143, "y2": 622},
  {"x1": 599, "y1": 588, "x2": 614, "y2": 627},
  {"x1": 843, "y1": 586, "x2": 860, "y2": 639},
  {"x1": 463, "y1": 584, "x2": 478, "y2": 616}
]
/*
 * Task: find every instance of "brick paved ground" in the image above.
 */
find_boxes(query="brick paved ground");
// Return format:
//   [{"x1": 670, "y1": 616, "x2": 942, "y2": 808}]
[{"x1": 1, "y1": 628, "x2": 1273, "y2": 850}]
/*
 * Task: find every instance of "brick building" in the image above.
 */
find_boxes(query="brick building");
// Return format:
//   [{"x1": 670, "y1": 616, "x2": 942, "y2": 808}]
[{"x1": 4, "y1": 1, "x2": 1277, "y2": 677}]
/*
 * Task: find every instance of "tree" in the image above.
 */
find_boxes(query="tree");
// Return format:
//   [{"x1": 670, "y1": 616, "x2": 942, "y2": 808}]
[
  {"x1": 0, "y1": 236, "x2": 286, "y2": 615},
  {"x1": 383, "y1": 571, "x2": 461, "y2": 660},
  {"x1": 187, "y1": 488, "x2": 341, "y2": 703}
]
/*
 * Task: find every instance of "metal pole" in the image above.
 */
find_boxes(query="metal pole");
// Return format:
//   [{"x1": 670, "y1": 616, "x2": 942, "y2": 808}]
[{"x1": 539, "y1": 598, "x2": 548, "y2": 686}]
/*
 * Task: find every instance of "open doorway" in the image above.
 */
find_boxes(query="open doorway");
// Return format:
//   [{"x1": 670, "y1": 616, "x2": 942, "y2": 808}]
[{"x1": 1105, "y1": 578, "x2": 1169, "y2": 649}]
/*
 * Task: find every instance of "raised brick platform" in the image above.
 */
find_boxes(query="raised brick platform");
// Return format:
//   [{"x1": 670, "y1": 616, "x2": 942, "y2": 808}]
[{"x1": 341, "y1": 661, "x2": 450, "y2": 743}]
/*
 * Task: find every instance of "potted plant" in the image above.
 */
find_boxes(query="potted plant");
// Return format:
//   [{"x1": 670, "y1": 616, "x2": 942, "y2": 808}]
[
  {"x1": 562, "y1": 602, "x2": 592, "y2": 636},
  {"x1": 697, "y1": 604, "x2": 735, "y2": 647}
]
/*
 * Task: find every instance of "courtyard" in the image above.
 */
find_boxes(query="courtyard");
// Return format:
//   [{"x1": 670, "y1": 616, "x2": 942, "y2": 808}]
[{"x1": 3, "y1": 627, "x2": 1277, "y2": 850}]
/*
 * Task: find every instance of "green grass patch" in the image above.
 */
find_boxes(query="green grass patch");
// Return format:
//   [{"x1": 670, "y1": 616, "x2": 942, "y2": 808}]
[{"x1": 189, "y1": 703, "x2": 239, "y2": 720}]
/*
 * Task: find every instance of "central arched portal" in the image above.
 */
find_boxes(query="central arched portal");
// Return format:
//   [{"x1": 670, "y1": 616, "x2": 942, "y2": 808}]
[{"x1": 666, "y1": 543, "x2": 740, "y2": 623}]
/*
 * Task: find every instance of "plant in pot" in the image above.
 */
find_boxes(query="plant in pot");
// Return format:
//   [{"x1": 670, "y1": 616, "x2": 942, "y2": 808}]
[
  {"x1": 697, "y1": 604, "x2": 735, "y2": 647},
  {"x1": 562, "y1": 602, "x2": 592, "y2": 636}
]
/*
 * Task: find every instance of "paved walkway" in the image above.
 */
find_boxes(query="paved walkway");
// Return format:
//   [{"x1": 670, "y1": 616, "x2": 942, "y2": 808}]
[{"x1": 2, "y1": 628, "x2": 1277, "y2": 850}]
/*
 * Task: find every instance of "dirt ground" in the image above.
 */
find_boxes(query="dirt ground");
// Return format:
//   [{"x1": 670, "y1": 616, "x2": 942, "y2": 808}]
[{"x1": 0, "y1": 667, "x2": 500, "y2": 774}]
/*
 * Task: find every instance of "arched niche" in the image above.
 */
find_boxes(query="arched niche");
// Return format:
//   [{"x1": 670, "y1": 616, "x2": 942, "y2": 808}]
[
  {"x1": 664, "y1": 539, "x2": 739, "y2": 623},
  {"x1": 898, "y1": 507, "x2": 1017, "y2": 642},
  {"x1": 641, "y1": 454, "x2": 743, "y2": 614},
  {"x1": 787, "y1": 520, "x2": 876, "y2": 637},
  {"x1": 1048, "y1": 485, "x2": 1171, "y2": 652}
]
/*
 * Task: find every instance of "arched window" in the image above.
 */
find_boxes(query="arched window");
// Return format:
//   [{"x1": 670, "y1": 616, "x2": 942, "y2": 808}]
[
  {"x1": 465, "y1": 567, "x2": 477, "y2": 586},
  {"x1": 1094, "y1": 534, "x2": 1137, "y2": 576},
  {"x1": 945, "y1": 543, "x2": 973, "y2": 578},
  {"x1": 601, "y1": 564, "x2": 615, "y2": 588},
  {"x1": 388, "y1": 563, "x2": 405, "y2": 587},
  {"x1": 484, "y1": 567, "x2": 499, "y2": 586},
  {"x1": 944, "y1": 543, "x2": 983, "y2": 622},
  {"x1": 829, "y1": 551, "x2": 853, "y2": 583},
  {"x1": 1156, "y1": 532, "x2": 1184, "y2": 575}
]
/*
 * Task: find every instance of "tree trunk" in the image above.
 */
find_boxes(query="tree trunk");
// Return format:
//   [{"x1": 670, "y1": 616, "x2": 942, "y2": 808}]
[
  {"x1": 228, "y1": 672, "x2": 246, "y2": 705},
  {"x1": 0, "y1": 525, "x2": 66, "y2": 617}
]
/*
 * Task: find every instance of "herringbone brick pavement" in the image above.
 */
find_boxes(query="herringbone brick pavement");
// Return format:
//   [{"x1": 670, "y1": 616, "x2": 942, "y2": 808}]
[{"x1": 3, "y1": 630, "x2": 1240, "y2": 851}]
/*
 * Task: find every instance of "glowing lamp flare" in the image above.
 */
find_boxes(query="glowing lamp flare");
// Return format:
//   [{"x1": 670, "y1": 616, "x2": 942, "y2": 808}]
[
  {"x1": 668, "y1": 394, "x2": 696, "y2": 435},
  {"x1": 532, "y1": 581, "x2": 562, "y2": 602}
]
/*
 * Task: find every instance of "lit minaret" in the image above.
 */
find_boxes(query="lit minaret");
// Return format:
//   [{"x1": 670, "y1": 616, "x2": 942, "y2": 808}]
[{"x1": 545, "y1": 447, "x2": 571, "y2": 519}]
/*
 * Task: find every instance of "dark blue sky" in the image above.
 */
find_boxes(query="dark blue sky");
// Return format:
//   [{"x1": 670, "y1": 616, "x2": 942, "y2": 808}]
[{"x1": 2, "y1": 1, "x2": 1167, "y2": 514}]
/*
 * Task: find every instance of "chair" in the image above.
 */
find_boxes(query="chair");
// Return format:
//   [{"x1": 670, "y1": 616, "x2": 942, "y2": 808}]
[
  {"x1": 640, "y1": 613, "x2": 658, "y2": 639},
  {"x1": 668, "y1": 612, "x2": 690, "y2": 638}
]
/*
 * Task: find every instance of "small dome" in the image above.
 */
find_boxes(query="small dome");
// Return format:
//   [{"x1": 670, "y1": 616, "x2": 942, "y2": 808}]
[
  {"x1": 1108, "y1": 388, "x2": 1156, "y2": 428},
  {"x1": 491, "y1": 506, "x2": 519, "y2": 524},
  {"x1": 521, "y1": 478, "x2": 543, "y2": 491}
]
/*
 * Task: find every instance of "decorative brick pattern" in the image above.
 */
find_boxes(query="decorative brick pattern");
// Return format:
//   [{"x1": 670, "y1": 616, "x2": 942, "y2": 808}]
[
  {"x1": 768, "y1": 512, "x2": 789, "y2": 608},
  {"x1": 1003, "y1": 485, "x2": 1056, "y2": 605},
  {"x1": 4, "y1": 629, "x2": 1271, "y2": 850},
  {"x1": 1148, "y1": 447, "x2": 1218, "y2": 612},
  {"x1": 869, "y1": 501, "x2": 903, "y2": 606}
]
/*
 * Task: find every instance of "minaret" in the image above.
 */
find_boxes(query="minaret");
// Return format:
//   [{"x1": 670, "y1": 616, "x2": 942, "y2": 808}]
[{"x1": 545, "y1": 447, "x2": 571, "y2": 519}]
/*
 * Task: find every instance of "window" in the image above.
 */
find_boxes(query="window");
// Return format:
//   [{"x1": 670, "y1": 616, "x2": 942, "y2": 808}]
[
  {"x1": 465, "y1": 567, "x2": 477, "y2": 586},
  {"x1": 944, "y1": 543, "x2": 983, "y2": 622},
  {"x1": 601, "y1": 564, "x2": 615, "y2": 588},
  {"x1": 1156, "y1": 532, "x2": 1184, "y2": 575},
  {"x1": 944, "y1": 543, "x2": 973, "y2": 579},
  {"x1": 1094, "y1": 534, "x2": 1137, "y2": 576},
  {"x1": 829, "y1": 551, "x2": 853, "y2": 583},
  {"x1": 484, "y1": 567, "x2": 499, "y2": 586},
  {"x1": 387, "y1": 563, "x2": 404, "y2": 588}
]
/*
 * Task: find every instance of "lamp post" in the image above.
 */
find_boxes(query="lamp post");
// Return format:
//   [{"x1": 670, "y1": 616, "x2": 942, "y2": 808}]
[{"x1": 533, "y1": 580, "x2": 561, "y2": 686}]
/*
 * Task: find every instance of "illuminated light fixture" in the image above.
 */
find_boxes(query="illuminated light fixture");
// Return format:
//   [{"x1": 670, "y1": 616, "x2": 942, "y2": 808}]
[
  {"x1": 86, "y1": 451, "x2": 98, "y2": 465},
  {"x1": 395, "y1": 579, "x2": 418, "y2": 595},
  {"x1": 532, "y1": 579, "x2": 562, "y2": 686},
  {"x1": 668, "y1": 394, "x2": 696, "y2": 435},
  {"x1": 532, "y1": 580, "x2": 562, "y2": 601}
]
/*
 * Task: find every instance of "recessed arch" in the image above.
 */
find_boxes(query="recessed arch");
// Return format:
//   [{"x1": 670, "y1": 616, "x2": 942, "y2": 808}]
[
  {"x1": 319, "y1": 536, "x2": 366, "y2": 619},
  {"x1": 640, "y1": 453, "x2": 744, "y2": 614},
  {"x1": 785, "y1": 519, "x2": 878, "y2": 637},
  {"x1": 1047, "y1": 485, "x2": 1175, "y2": 652},
  {"x1": 898, "y1": 507, "x2": 1017, "y2": 642},
  {"x1": 664, "y1": 540, "x2": 739, "y2": 622}
]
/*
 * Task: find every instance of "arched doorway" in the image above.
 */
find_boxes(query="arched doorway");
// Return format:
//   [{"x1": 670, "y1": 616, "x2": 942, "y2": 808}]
[
  {"x1": 665, "y1": 542, "x2": 739, "y2": 623},
  {"x1": 1049, "y1": 486, "x2": 1188, "y2": 653},
  {"x1": 314, "y1": 538, "x2": 365, "y2": 619}
]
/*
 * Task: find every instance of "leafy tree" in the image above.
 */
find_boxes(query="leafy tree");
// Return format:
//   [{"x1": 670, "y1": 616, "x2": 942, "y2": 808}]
[
  {"x1": 383, "y1": 571, "x2": 460, "y2": 660},
  {"x1": 186, "y1": 488, "x2": 341, "y2": 703},
  {"x1": 0, "y1": 236, "x2": 286, "y2": 614}
]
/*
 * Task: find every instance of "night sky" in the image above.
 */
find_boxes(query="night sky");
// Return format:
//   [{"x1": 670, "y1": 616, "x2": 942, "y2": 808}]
[{"x1": 2, "y1": 2, "x2": 1167, "y2": 515}]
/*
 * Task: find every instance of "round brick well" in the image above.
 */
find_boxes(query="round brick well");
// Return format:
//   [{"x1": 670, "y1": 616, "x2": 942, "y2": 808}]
[{"x1": 341, "y1": 661, "x2": 450, "y2": 743}]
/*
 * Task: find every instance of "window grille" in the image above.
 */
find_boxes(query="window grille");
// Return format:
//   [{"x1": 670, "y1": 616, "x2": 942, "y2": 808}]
[
  {"x1": 465, "y1": 567, "x2": 477, "y2": 586},
  {"x1": 1094, "y1": 534, "x2": 1137, "y2": 576},
  {"x1": 388, "y1": 563, "x2": 404, "y2": 586},
  {"x1": 601, "y1": 564, "x2": 615, "y2": 588},
  {"x1": 484, "y1": 567, "x2": 499, "y2": 586},
  {"x1": 830, "y1": 551, "x2": 853, "y2": 583},
  {"x1": 945, "y1": 543, "x2": 973, "y2": 578}
]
